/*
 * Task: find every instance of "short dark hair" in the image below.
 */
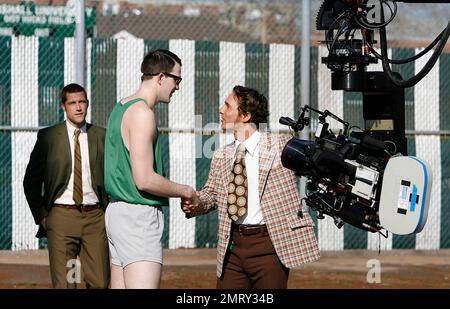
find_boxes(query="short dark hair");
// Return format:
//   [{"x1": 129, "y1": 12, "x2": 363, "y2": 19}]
[
  {"x1": 233, "y1": 85, "x2": 269, "y2": 129},
  {"x1": 141, "y1": 49, "x2": 182, "y2": 81},
  {"x1": 61, "y1": 83, "x2": 87, "y2": 104}
]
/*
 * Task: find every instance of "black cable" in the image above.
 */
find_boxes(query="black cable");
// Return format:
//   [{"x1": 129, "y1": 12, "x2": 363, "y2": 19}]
[
  {"x1": 368, "y1": 28, "x2": 444, "y2": 64},
  {"x1": 329, "y1": 23, "x2": 347, "y2": 56},
  {"x1": 380, "y1": 22, "x2": 450, "y2": 87},
  {"x1": 326, "y1": 11, "x2": 353, "y2": 51},
  {"x1": 379, "y1": 4, "x2": 450, "y2": 87}
]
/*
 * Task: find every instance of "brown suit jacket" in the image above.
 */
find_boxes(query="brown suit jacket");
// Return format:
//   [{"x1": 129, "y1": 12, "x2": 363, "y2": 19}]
[
  {"x1": 192, "y1": 133, "x2": 320, "y2": 277},
  {"x1": 23, "y1": 122, "x2": 108, "y2": 238}
]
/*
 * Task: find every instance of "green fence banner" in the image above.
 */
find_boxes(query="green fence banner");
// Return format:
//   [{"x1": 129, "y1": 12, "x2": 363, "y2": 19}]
[{"x1": 0, "y1": 3, "x2": 95, "y2": 38}]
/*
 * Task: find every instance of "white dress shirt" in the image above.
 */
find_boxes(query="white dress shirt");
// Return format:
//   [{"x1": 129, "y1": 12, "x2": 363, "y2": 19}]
[
  {"x1": 54, "y1": 122, "x2": 99, "y2": 205},
  {"x1": 233, "y1": 130, "x2": 264, "y2": 225}
]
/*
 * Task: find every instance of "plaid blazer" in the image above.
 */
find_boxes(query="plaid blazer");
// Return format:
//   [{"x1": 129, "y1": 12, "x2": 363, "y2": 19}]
[{"x1": 192, "y1": 133, "x2": 320, "y2": 278}]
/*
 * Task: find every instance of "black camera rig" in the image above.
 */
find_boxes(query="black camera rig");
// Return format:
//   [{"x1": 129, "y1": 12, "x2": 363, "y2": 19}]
[
  {"x1": 278, "y1": 0, "x2": 449, "y2": 233},
  {"x1": 281, "y1": 105, "x2": 391, "y2": 233},
  {"x1": 316, "y1": 0, "x2": 450, "y2": 155}
]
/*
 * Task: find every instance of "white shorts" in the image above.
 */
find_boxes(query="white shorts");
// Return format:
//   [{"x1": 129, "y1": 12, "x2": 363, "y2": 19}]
[{"x1": 105, "y1": 200, "x2": 165, "y2": 267}]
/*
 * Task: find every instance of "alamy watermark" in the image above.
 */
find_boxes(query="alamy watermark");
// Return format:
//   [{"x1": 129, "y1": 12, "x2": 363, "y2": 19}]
[
  {"x1": 365, "y1": 0, "x2": 395, "y2": 25},
  {"x1": 168, "y1": 115, "x2": 288, "y2": 160},
  {"x1": 66, "y1": 258, "x2": 81, "y2": 284},
  {"x1": 366, "y1": 258, "x2": 381, "y2": 284}
]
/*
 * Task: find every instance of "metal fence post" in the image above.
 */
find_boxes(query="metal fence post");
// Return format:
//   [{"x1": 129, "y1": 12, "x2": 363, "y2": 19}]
[{"x1": 75, "y1": 0, "x2": 85, "y2": 87}]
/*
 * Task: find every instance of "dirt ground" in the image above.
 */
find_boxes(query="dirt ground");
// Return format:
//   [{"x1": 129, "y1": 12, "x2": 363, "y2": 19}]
[{"x1": 0, "y1": 249, "x2": 449, "y2": 289}]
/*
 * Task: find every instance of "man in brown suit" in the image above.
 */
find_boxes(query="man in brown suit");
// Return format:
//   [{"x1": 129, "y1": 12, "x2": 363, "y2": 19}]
[
  {"x1": 182, "y1": 85, "x2": 320, "y2": 289},
  {"x1": 23, "y1": 83, "x2": 109, "y2": 288}
]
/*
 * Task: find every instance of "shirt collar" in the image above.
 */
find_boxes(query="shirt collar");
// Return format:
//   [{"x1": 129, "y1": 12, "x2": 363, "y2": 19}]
[
  {"x1": 235, "y1": 130, "x2": 260, "y2": 157},
  {"x1": 66, "y1": 121, "x2": 87, "y2": 137}
]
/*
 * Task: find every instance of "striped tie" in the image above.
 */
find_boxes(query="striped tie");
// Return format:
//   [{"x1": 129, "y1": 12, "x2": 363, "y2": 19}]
[{"x1": 73, "y1": 129, "x2": 83, "y2": 206}]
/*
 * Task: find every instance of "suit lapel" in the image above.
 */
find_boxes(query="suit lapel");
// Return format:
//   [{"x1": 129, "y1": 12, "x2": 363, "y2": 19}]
[
  {"x1": 87, "y1": 123, "x2": 97, "y2": 172},
  {"x1": 221, "y1": 144, "x2": 235, "y2": 186},
  {"x1": 58, "y1": 122, "x2": 72, "y2": 171},
  {"x1": 52, "y1": 122, "x2": 72, "y2": 200},
  {"x1": 258, "y1": 133, "x2": 276, "y2": 201}
]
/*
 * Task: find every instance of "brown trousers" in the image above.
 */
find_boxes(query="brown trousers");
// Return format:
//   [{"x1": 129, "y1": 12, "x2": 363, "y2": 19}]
[
  {"x1": 46, "y1": 206, "x2": 110, "y2": 288},
  {"x1": 217, "y1": 227, "x2": 289, "y2": 289}
]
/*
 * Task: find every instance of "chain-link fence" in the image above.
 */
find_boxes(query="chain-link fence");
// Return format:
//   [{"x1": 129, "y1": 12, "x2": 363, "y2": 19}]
[
  {"x1": 2, "y1": 0, "x2": 450, "y2": 47},
  {"x1": 1, "y1": 0, "x2": 450, "y2": 251},
  {"x1": 89, "y1": 0, "x2": 450, "y2": 49}
]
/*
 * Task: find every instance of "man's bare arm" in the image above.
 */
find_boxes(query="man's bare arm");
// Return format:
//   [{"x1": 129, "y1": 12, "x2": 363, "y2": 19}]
[{"x1": 124, "y1": 103, "x2": 194, "y2": 199}]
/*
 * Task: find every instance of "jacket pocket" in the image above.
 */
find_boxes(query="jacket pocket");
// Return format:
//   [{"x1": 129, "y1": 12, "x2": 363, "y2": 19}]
[{"x1": 289, "y1": 211, "x2": 314, "y2": 229}]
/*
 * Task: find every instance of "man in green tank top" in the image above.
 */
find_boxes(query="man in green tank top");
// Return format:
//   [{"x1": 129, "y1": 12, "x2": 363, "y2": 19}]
[{"x1": 104, "y1": 49, "x2": 196, "y2": 289}]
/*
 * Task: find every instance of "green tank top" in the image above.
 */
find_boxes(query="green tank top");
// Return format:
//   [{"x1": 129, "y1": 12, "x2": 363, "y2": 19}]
[{"x1": 104, "y1": 98, "x2": 169, "y2": 206}]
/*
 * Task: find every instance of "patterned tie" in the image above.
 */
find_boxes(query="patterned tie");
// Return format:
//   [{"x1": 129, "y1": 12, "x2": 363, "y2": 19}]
[
  {"x1": 73, "y1": 129, "x2": 83, "y2": 206},
  {"x1": 227, "y1": 143, "x2": 248, "y2": 221}
]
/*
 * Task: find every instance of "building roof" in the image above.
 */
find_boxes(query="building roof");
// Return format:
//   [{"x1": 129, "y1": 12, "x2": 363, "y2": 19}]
[{"x1": 97, "y1": 13, "x2": 255, "y2": 43}]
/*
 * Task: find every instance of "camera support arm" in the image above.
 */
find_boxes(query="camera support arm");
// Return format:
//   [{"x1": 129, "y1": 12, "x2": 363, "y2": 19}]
[
  {"x1": 279, "y1": 105, "x2": 350, "y2": 135},
  {"x1": 317, "y1": 0, "x2": 450, "y2": 88}
]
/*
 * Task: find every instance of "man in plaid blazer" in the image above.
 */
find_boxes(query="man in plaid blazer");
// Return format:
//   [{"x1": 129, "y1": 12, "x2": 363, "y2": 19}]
[{"x1": 182, "y1": 85, "x2": 320, "y2": 289}]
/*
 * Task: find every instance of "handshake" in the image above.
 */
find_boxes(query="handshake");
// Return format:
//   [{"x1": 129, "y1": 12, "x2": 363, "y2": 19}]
[{"x1": 180, "y1": 186, "x2": 202, "y2": 217}]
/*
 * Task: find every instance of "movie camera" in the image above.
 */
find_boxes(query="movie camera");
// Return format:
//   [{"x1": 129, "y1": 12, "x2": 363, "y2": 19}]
[{"x1": 279, "y1": 0, "x2": 449, "y2": 235}]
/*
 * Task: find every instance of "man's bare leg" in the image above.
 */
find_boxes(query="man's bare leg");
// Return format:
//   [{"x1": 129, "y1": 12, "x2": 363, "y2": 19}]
[
  {"x1": 110, "y1": 264, "x2": 126, "y2": 289},
  {"x1": 123, "y1": 261, "x2": 162, "y2": 289}
]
